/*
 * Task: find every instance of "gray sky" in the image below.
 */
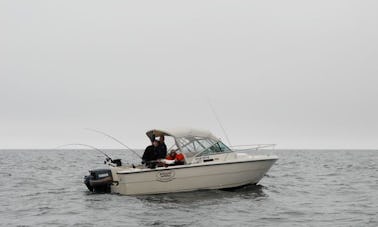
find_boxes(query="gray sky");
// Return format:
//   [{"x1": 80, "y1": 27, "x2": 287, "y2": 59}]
[{"x1": 1, "y1": 1, "x2": 378, "y2": 149}]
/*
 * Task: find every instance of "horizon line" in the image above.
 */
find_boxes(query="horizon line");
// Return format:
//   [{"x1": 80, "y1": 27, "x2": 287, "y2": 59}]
[{"x1": 0, "y1": 148, "x2": 377, "y2": 151}]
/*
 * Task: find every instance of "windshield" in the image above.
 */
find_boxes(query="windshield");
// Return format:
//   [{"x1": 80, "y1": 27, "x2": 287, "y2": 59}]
[
  {"x1": 199, "y1": 141, "x2": 232, "y2": 156},
  {"x1": 175, "y1": 137, "x2": 231, "y2": 155}
]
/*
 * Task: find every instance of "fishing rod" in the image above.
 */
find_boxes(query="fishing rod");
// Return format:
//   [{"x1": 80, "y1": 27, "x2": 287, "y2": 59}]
[
  {"x1": 85, "y1": 128, "x2": 142, "y2": 159},
  {"x1": 57, "y1": 143, "x2": 113, "y2": 161},
  {"x1": 207, "y1": 100, "x2": 233, "y2": 146}
]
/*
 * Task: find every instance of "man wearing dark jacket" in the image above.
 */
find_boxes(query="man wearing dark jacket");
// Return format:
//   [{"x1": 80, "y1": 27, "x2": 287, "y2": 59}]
[
  {"x1": 156, "y1": 136, "x2": 167, "y2": 159},
  {"x1": 142, "y1": 140, "x2": 159, "y2": 168}
]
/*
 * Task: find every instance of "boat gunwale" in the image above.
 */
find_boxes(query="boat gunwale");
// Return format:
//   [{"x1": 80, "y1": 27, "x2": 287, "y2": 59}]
[{"x1": 116, "y1": 156, "x2": 278, "y2": 175}]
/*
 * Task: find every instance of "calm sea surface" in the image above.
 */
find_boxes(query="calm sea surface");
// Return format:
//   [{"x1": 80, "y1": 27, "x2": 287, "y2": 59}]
[{"x1": 0, "y1": 149, "x2": 377, "y2": 226}]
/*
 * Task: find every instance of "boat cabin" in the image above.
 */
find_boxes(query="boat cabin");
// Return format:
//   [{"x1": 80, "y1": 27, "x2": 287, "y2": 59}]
[{"x1": 146, "y1": 128, "x2": 233, "y2": 164}]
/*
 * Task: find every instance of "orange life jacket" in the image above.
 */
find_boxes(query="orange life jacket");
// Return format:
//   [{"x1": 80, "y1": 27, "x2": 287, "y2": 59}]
[
  {"x1": 166, "y1": 155, "x2": 175, "y2": 160},
  {"x1": 166, "y1": 153, "x2": 185, "y2": 161},
  {"x1": 175, "y1": 153, "x2": 185, "y2": 161}
]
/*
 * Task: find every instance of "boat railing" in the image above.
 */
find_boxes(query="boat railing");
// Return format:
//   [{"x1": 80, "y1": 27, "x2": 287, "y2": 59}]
[{"x1": 230, "y1": 144, "x2": 276, "y2": 152}]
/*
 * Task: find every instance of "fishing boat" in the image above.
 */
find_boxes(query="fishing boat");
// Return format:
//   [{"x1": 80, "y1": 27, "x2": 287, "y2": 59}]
[{"x1": 84, "y1": 128, "x2": 278, "y2": 195}]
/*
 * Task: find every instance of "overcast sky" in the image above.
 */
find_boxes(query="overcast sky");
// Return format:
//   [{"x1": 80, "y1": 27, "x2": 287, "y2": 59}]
[{"x1": 1, "y1": 1, "x2": 377, "y2": 149}]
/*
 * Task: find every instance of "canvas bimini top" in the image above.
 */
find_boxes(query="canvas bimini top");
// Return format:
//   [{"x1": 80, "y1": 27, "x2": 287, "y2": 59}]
[
  {"x1": 146, "y1": 128, "x2": 231, "y2": 157},
  {"x1": 146, "y1": 128, "x2": 218, "y2": 141}
]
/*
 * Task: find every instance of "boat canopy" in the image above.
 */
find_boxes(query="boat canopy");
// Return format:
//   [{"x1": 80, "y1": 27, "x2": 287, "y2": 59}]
[{"x1": 146, "y1": 128, "x2": 218, "y2": 141}]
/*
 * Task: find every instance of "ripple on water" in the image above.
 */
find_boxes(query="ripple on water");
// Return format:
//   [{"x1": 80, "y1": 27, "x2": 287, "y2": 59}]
[{"x1": 1, "y1": 149, "x2": 378, "y2": 226}]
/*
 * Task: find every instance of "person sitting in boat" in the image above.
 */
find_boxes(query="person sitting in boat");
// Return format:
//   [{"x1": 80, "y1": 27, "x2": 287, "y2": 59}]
[
  {"x1": 142, "y1": 140, "x2": 160, "y2": 168},
  {"x1": 156, "y1": 136, "x2": 167, "y2": 159},
  {"x1": 165, "y1": 149, "x2": 185, "y2": 165}
]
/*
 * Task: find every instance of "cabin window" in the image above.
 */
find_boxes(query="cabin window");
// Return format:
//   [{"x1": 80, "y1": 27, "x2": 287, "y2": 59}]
[
  {"x1": 199, "y1": 141, "x2": 232, "y2": 156},
  {"x1": 175, "y1": 137, "x2": 231, "y2": 156},
  {"x1": 176, "y1": 137, "x2": 217, "y2": 153}
]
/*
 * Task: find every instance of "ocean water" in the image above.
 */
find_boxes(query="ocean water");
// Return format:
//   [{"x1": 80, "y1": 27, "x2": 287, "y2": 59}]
[{"x1": 0, "y1": 149, "x2": 377, "y2": 226}]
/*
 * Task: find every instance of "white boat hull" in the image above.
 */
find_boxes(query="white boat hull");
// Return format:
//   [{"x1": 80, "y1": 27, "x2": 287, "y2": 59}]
[{"x1": 110, "y1": 157, "x2": 277, "y2": 195}]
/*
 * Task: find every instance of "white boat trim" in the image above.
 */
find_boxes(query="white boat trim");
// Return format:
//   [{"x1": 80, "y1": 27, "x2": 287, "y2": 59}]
[{"x1": 117, "y1": 157, "x2": 278, "y2": 174}]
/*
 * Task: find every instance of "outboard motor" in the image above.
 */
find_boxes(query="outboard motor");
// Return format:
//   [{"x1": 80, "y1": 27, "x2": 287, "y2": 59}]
[{"x1": 84, "y1": 169, "x2": 113, "y2": 193}]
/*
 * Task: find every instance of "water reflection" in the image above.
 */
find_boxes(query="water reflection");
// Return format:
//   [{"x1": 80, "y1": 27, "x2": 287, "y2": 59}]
[{"x1": 137, "y1": 184, "x2": 267, "y2": 205}]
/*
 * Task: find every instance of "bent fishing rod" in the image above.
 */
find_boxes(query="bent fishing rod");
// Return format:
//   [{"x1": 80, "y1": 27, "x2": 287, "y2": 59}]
[
  {"x1": 85, "y1": 128, "x2": 142, "y2": 159},
  {"x1": 57, "y1": 143, "x2": 113, "y2": 161}
]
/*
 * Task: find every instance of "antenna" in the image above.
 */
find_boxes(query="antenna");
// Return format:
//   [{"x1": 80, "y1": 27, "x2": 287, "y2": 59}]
[
  {"x1": 208, "y1": 100, "x2": 232, "y2": 146},
  {"x1": 85, "y1": 128, "x2": 142, "y2": 159}
]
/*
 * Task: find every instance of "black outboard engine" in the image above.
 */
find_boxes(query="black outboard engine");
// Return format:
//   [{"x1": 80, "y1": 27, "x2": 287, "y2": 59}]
[{"x1": 84, "y1": 169, "x2": 113, "y2": 193}]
